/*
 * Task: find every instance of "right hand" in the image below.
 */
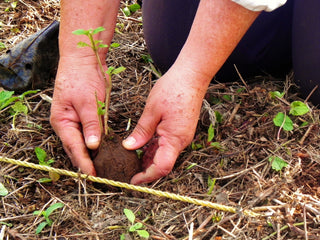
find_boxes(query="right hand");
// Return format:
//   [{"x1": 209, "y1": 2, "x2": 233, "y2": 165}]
[{"x1": 50, "y1": 56, "x2": 107, "y2": 175}]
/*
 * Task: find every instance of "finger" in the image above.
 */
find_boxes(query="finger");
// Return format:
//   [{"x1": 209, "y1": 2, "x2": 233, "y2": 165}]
[
  {"x1": 130, "y1": 136, "x2": 180, "y2": 184},
  {"x1": 122, "y1": 107, "x2": 159, "y2": 150},
  {"x1": 76, "y1": 96, "x2": 102, "y2": 150},
  {"x1": 51, "y1": 111, "x2": 96, "y2": 176},
  {"x1": 61, "y1": 125, "x2": 96, "y2": 176}
]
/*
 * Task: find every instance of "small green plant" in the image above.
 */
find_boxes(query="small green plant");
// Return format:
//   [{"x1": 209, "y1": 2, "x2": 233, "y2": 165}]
[
  {"x1": 33, "y1": 202, "x2": 64, "y2": 234},
  {"x1": 273, "y1": 100, "x2": 309, "y2": 132},
  {"x1": 0, "y1": 182, "x2": 9, "y2": 196},
  {"x1": 5, "y1": 1, "x2": 17, "y2": 12},
  {"x1": 207, "y1": 176, "x2": 216, "y2": 195},
  {"x1": 120, "y1": 208, "x2": 149, "y2": 239},
  {"x1": 268, "y1": 156, "x2": 288, "y2": 172},
  {"x1": 35, "y1": 147, "x2": 60, "y2": 182},
  {"x1": 122, "y1": 3, "x2": 141, "y2": 17},
  {"x1": 0, "y1": 42, "x2": 6, "y2": 50},
  {"x1": 73, "y1": 27, "x2": 125, "y2": 135}
]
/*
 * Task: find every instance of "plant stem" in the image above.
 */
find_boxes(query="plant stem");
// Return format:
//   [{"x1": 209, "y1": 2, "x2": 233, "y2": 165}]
[{"x1": 88, "y1": 34, "x2": 111, "y2": 135}]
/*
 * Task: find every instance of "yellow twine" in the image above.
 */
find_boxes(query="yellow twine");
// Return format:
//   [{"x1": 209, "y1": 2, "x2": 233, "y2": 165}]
[{"x1": 0, "y1": 156, "x2": 259, "y2": 217}]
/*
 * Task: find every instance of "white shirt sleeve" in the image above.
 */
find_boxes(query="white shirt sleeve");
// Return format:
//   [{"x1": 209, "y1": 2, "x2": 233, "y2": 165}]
[{"x1": 231, "y1": 0, "x2": 287, "y2": 12}]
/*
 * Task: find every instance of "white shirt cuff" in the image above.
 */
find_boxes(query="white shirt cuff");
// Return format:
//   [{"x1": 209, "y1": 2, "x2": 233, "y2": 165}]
[{"x1": 231, "y1": 0, "x2": 287, "y2": 12}]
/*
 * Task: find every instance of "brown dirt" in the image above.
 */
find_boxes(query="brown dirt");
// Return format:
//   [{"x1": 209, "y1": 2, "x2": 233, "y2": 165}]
[
  {"x1": 93, "y1": 133, "x2": 141, "y2": 183},
  {"x1": 0, "y1": 1, "x2": 319, "y2": 239}
]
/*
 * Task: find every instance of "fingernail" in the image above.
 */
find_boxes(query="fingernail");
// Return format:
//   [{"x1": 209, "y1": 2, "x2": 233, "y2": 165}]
[
  {"x1": 86, "y1": 135, "x2": 99, "y2": 149},
  {"x1": 123, "y1": 136, "x2": 136, "y2": 148}
]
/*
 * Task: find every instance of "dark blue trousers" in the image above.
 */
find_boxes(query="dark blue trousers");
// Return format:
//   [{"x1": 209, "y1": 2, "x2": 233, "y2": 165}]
[{"x1": 142, "y1": 0, "x2": 320, "y2": 104}]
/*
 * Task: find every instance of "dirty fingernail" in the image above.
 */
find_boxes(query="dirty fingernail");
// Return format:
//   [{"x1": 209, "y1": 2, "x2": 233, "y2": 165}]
[
  {"x1": 123, "y1": 136, "x2": 136, "y2": 148},
  {"x1": 86, "y1": 135, "x2": 99, "y2": 149}
]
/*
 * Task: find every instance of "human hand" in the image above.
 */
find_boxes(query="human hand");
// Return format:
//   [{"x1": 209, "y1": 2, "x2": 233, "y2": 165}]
[
  {"x1": 50, "y1": 56, "x2": 106, "y2": 175},
  {"x1": 123, "y1": 68, "x2": 208, "y2": 184}
]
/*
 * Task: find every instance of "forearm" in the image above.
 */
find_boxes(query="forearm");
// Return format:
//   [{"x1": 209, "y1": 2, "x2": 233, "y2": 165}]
[
  {"x1": 174, "y1": 0, "x2": 260, "y2": 93},
  {"x1": 59, "y1": 0, "x2": 120, "y2": 59}
]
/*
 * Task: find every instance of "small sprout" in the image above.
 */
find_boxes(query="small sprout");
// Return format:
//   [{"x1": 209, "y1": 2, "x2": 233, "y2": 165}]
[
  {"x1": 269, "y1": 91, "x2": 285, "y2": 99},
  {"x1": 35, "y1": 147, "x2": 59, "y2": 182},
  {"x1": 0, "y1": 182, "x2": 9, "y2": 196},
  {"x1": 121, "y1": 208, "x2": 149, "y2": 239},
  {"x1": 33, "y1": 202, "x2": 64, "y2": 234},
  {"x1": 186, "y1": 163, "x2": 197, "y2": 170},
  {"x1": 0, "y1": 42, "x2": 6, "y2": 50},
  {"x1": 222, "y1": 95, "x2": 232, "y2": 101},
  {"x1": 273, "y1": 112, "x2": 293, "y2": 131},
  {"x1": 123, "y1": 3, "x2": 141, "y2": 17},
  {"x1": 207, "y1": 123, "x2": 215, "y2": 142},
  {"x1": 191, "y1": 142, "x2": 203, "y2": 150},
  {"x1": 268, "y1": 156, "x2": 288, "y2": 171},
  {"x1": 289, "y1": 101, "x2": 309, "y2": 116},
  {"x1": 207, "y1": 176, "x2": 216, "y2": 195}
]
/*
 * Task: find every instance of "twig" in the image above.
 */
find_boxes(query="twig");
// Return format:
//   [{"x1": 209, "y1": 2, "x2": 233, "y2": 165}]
[
  {"x1": 233, "y1": 64, "x2": 249, "y2": 92},
  {"x1": 304, "y1": 85, "x2": 318, "y2": 103},
  {"x1": 299, "y1": 124, "x2": 314, "y2": 145}
]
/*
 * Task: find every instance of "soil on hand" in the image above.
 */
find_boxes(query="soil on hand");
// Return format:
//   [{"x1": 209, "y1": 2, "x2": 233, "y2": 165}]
[{"x1": 93, "y1": 133, "x2": 142, "y2": 183}]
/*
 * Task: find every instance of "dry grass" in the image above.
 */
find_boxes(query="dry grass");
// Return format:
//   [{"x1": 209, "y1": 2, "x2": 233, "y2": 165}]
[{"x1": 0, "y1": 1, "x2": 319, "y2": 239}]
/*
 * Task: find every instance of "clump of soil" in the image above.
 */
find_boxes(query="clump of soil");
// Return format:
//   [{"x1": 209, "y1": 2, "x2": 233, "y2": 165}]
[{"x1": 93, "y1": 133, "x2": 142, "y2": 183}]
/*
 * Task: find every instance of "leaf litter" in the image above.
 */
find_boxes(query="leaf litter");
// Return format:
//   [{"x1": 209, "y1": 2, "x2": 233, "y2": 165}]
[{"x1": 0, "y1": 1, "x2": 319, "y2": 239}]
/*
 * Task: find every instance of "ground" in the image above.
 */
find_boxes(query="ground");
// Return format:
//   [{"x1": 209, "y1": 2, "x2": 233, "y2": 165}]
[{"x1": 0, "y1": 1, "x2": 319, "y2": 239}]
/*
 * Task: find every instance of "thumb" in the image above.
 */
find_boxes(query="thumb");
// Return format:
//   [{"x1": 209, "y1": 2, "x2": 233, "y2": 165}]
[{"x1": 122, "y1": 111, "x2": 159, "y2": 150}]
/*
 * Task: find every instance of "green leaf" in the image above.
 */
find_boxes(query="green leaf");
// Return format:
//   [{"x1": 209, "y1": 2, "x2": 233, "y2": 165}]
[
  {"x1": 124, "y1": 208, "x2": 135, "y2": 224},
  {"x1": 207, "y1": 123, "x2": 214, "y2": 142},
  {"x1": 110, "y1": 42, "x2": 120, "y2": 48},
  {"x1": 215, "y1": 111, "x2": 223, "y2": 123},
  {"x1": 289, "y1": 101, "x2": 309, "y2": 116},
  {"x1": 269, "y1": 91, "x2": 285, "y2": 99},
  {"x1": 77, "y1": 41, "x2": 90, "y2": 48},
  {"x1": 210, "y1": 142, "x2": 223, "y2": 150},
  {"x1": 129, "y1": 222, "x2": 143, "y2": 232},
  {"x1": 120, "y1": 234, "x2": 126, "y2": 240},
  {"x1": 37, "y1": 178, "x2": 52, "y2": 183},
  {"x1": 128, "y1": 3, "x2": 141, "y2": 13},
  {"x1": 45, "y1": 203, "x2": 64, "y2": 218},
  {"x1": 0, "y1": 182, "x2": 9, "y2": 196},
  {"x1": 11, "y1": 101, "x2": 28, "y2": 114},
  {"x1": 222, "y1": 95, "x2": 232, "y2": 101},
  {"x1": 92, "y1": 26, "x2": 105, "y2": 35},
  {"x1": 123, "y1": 6, "x2": 131, "y2": 16},
  {"x1": 0, "y1": 221, "x2": 13, "y2": 227},
  {"x1": 72, "y1": 29, "x2": 89, "y2": 36},
  {"x1": 273, "y1": 112, "x2": 293, "y2": 131},
  {"x1": 136, "y1": 229, "x2": 150, "y2": 238},
  {"x1": 35, "y1": 221, "x2": 48, "y2": 234},
  {"x1": 268, "y1": 156, "x2": 288, "y2": 171},
  {"x1": 112, "y1": 66, "x2": 126, "y2": 75},
  {"x1": 19, "y1": 89, "x2": 39, "y2": 99},
  {"x1": 186, "y1": 163, "x2": 197, "y2": 170},
  {"x1": 35, "y1": 147, "x2": 47, "y2": 163},
  {"x1": 98, "y1": 44, "x2": 109, "y2": 48},
  {"x1": 0, "y1": 90, "x2": 14, "y2": 109},
  {"x1": 0, "y1": 42, "x2": 6, "y2": 49},
  {"x1": 207, "y1": 176, "x2": 216, "y2": 195}
]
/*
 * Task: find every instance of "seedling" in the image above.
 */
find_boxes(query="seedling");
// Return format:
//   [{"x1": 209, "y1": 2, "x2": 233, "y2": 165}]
[
  {"x1": 35, "y1": 147, "x2": 60, "y2": 183},
  {"x1": 120, "y1": 208, "x2": 149, "y2": 239},
  {"x1": 73, "y1": 27, "x2": 125, "y2": 135},
  {"x1": 268, "y1": 156, "x2": 288, "y2": 172},
  {"x1": 0, "y1": 182, "x2": 9, "y2": 196},
  {"x1": 207, "y1": 176, "x2": 216, "y2": 195},
  {"x1": 273, "y1": 100, "x2": 310, "y2": 133},
  {"x1": 122, "y1": 3, "x2": 141, "y2": 17},
  {"x1": 0, "y1": 42, "x2": 6, "y2": 50},
  {"x1": 33, "y1": 202, "x2": 64, "y2": 234}
]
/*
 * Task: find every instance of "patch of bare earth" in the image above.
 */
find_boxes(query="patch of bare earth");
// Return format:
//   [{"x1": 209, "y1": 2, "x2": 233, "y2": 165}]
[{"x1": 0, "y1": 1, "x2": 319, "y2": 239}]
